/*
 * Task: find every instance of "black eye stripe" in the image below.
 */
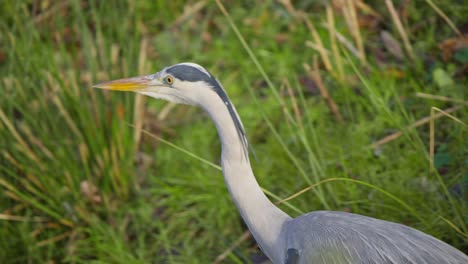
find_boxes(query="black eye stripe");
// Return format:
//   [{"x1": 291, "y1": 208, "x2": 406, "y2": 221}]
[{"x1": 166, "y1": 65, "x2": 212, "y2": 83}]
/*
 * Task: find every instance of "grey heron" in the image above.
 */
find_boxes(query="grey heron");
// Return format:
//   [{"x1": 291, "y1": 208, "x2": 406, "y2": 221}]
[{"x1": 94, "y1": 62, "x2": 468, "y2": 264}]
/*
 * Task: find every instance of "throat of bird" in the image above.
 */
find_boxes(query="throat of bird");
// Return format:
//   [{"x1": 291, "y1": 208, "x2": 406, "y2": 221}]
[
  {"x1": 203, "y1": 91, "x2": 290, "y2": 263},
  {"x1": 222, "y1": 158, "x2": 290, "y2": 263}
]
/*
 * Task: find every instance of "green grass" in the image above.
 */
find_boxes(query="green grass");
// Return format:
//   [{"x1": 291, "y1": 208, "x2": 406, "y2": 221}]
[{"x1": 1, "y1": 0, "x2": 467, "y2": 263}]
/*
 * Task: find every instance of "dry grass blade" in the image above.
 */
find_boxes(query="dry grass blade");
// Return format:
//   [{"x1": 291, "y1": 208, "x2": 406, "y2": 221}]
[
  {"x1": 439, "y1": 216, "x2": 468, "y2": 238},
  {"x1": 275, "y1": 177, "x2": 427, "y2": 227},
  {"x1": 33, "y1": 1, "x2": 70, "y2": 24},
  {"x1": 344, "y1": 0, "x2": 366, "y2": 65},
  {"x1": 372, "y1": 106, "x2": 461, "y2": 148},
  {"x1": 0, "y1": 108, "x2": 43, "y2": 168},
  {"x1": 52, "y1": 95, "x2": 83, "y2": 139},
  {"x1": 136, "y1": 125, "x2": 222, "y2": 171},
  {"x1": 18, "y1": 123, "x2": 55, "y2": 160},
  {"x1": 326, "y1": 6, "x2": 345, "y2": 82},
  {"x1": 279, "y1": 0, "x2": 334, "y2": 73},
  {"x1": 283, "y1": 78, "x2": 303, "y2": 129},
  {"x1": 213, "y1": 231, "x2": 251, "y2": 264},
  {"x1": 429, "y1": 107, "x2": 467, "y2": 171},
  {"x1": 133, "y1": 38, "x2": 149, "y2": 151},
  {"x1": 26, "y1": 174, "x2": 45, "y2": 192},
  {"x1": 425, "y1": 0, "x2": 464, "y2": 38},
  {"x1": 385, "y1": 0, "x2": 416, "y2": 62},
  {"x1": 355, "y1": 0, "x2": 383, "y2": 20},
  {"x1": 305, "y1": 41, "x2": 331, "y2": 56},
  {"x1": 321, "y1": 23, "x2": 361, "y2": 59},
  {"x1": 157, "y1": 102, "x2": 177, "y2": 121},
  {"x1": 48, "y1": 73, "x2": 84, "y2": 141},
  {"x1": 415, "y1": 92, "x2": 468, "y2": 105},
  {"x1": 2, "y1": 152, "x2": 21, "y2": 171},
  {"x1": 0, "y1": 213, "x2": 48, "y2": 222},
  {"x1": 302, "y1": 16, "x2": 333, "y2": 73},
  {"x1": 110, "y1": 142, "x2": 126, "y2": 197},
  {"x1": 0, "y1": 179, "x2": 74, "y2": 227},
  {"x1": 172, "y1": 0, "x2": 208, "y2": 28},
  {"x1": 278, "y1": 0, "x2": 297, "y2": 16},
  {"x1": 277, "y1": 178, "x2": 340, "y2": 204},
  {"x1": 37, "y1": 231, "x2": 73, "y2": 247},
  {"x1": 304, "y1": 61, "x2": 344, "y2": 123},
  {"x1": 431, "y1": 108, "x2": 466, "y2": 127}
]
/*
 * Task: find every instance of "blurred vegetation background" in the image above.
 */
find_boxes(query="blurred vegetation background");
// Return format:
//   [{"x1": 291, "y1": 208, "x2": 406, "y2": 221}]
[{"x1": 0, "y1": 0, "x2": 467, "y2": 263}]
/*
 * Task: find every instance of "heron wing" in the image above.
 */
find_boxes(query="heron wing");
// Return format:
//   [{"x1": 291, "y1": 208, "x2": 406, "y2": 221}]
[{"x1": 284, "y1": 211, "x2": 468, "y2": 264}]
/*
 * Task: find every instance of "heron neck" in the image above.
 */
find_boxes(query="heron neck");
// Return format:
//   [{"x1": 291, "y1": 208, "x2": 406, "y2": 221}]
[{"x1": 200, "y1": 91, "x2": 291, "y2": 263}]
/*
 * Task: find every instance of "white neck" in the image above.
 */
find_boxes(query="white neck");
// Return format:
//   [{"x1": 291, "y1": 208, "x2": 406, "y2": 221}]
[{"x1": 198, "y1": 89, "x2": 291, "y2": 263}]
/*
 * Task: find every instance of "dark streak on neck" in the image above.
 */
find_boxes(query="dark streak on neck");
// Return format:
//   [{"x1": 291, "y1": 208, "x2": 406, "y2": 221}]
[
  {"x1": 210, "y1": 78, "x2": 249, "y2": 161},
  {"x1": 166, "y1": 64, "x2": 249, "y2": 160}
]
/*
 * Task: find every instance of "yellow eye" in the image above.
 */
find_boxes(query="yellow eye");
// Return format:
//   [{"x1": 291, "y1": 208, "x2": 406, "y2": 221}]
[{"x1": 165, "y1": 76, "x2": 174, "y2": 85}]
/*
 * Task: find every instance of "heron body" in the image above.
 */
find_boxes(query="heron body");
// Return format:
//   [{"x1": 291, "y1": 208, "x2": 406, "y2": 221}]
[{"x1": 95, "y1": 63, "x2": 468, "y2": 264}]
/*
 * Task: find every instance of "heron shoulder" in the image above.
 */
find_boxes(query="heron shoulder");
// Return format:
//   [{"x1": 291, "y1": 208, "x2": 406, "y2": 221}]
[{"x1": 283, "y1": 211, "x2": 468, "y2": 264}]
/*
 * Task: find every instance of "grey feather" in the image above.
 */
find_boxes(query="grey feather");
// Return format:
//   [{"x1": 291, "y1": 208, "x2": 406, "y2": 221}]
[{"x1": 284, "y1": 211, "x2": 468, "y2": 264}]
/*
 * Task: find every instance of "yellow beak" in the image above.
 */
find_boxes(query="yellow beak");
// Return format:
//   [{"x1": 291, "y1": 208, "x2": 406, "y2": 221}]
[{"x1": 93, "y1": 75, "x2": 157, "y2": 91}]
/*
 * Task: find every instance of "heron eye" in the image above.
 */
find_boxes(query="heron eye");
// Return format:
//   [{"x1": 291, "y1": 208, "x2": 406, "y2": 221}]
[{"x1": 165, "y1": 76, "x2": 174, "y2": 85}]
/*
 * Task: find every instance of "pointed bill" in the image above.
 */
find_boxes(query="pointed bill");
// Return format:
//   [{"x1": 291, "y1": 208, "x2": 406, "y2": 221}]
[{"x1": 93, "y1": 75, "x2": 157, "y2": 91}]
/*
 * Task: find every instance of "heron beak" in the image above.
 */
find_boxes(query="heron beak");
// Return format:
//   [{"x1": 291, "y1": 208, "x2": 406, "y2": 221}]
[{"x1": 93, "y1": 74, "x2": 158, "y2": 91}]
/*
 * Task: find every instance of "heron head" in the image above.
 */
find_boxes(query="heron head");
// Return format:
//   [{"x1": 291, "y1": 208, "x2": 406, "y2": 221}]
[
  {"x1": 94, "y1": 62, "x2": 219, "y2": 105},
  {"x1": 95, "y1": 62, "x2": 249, "y2": 158}
]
